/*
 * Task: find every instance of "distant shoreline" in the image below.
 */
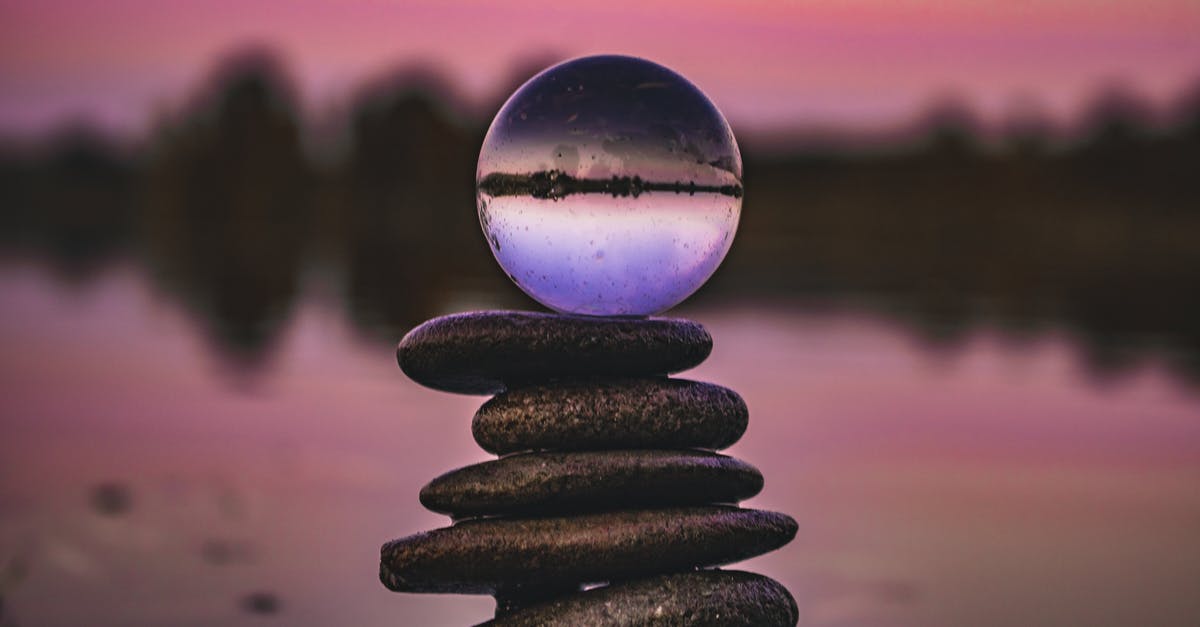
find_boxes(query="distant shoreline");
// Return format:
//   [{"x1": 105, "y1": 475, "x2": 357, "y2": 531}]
[{"x1": 478, "y1": 170, "x2": 744, "y2": 200}]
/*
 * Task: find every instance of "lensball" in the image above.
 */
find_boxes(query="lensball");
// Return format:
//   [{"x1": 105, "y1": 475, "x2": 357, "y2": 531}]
[{"x1": 477, "y1": 55, "x2": 742, "y2": 316}]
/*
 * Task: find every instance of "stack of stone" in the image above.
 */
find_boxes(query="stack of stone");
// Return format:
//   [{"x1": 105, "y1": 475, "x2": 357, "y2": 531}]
[{"x1": 381, "y1": 311, "x2": 798, "y2": 626}]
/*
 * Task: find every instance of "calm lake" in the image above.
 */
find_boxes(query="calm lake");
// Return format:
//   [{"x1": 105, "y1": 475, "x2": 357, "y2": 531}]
[{"x1": 2, "y1": 260, "x2": 1199, "y2": 626}]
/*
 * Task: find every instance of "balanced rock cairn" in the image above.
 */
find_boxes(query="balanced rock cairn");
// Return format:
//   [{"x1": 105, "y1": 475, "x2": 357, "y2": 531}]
[{"x1": 380, "y1": 311, "x2": 798, "y2": 625}]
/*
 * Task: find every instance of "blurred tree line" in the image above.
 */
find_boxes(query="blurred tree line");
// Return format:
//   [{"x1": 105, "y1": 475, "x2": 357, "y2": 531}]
[{"x1": 0, "y1": 50, "x2": 1197, "y2": 381}]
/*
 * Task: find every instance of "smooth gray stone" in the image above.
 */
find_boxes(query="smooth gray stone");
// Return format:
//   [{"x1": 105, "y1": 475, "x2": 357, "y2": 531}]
[
  {"x1": 480, "y1": 570, "x2": 799, "y2": 627},
  {"x1": 420, "y1": 450, "x2": 763, "y2": 518},
  {"x1": 379, "y1": 507, "x2": 797, "y2": 594},
  {"x1": 473, "y1": 378, "x2": 748, "y2": 455},
  {"x1": 396, "y1": 311, "x2": 712, "y2": 395}
]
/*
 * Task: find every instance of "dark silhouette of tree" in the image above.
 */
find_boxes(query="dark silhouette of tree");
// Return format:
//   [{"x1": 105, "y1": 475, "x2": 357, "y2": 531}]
[
  {"x1": 917, "y1": 95, "x2": 982, "y2": 157},
  {"x1": 141, "y1": 49, "x2": 312, "y2": 368},
  {"x1": 1001, "y1": 95, "x2": 1055, "y2": 157},
  {"x1": 0, "y1": 53, "x2": 1197, "y2": 386},
  {"x1": 0, "y1": 126, "x2": 135, "y2": 281},
  {"x1": 335, "y1": 68, "x2": 482, "y2": 339},
  {"x1": 1175, "y1": 78, "x2": 1200, "y2": 140}
]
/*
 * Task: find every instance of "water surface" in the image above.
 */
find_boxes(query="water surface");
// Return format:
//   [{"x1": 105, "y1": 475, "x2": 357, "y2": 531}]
[{"x1": 1, "y1": 263, "x2": 1198, "y2": 626}]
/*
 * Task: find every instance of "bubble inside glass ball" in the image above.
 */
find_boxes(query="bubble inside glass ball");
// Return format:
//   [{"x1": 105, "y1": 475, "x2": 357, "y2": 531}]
[{"x1": 477, "y1": 55, "x2": 742, "y2": 316}]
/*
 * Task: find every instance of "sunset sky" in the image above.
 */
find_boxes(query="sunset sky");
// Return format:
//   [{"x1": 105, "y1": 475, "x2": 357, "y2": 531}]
[{"x1": 1, "y1": 0, "x2": 1199, "y2": 136}]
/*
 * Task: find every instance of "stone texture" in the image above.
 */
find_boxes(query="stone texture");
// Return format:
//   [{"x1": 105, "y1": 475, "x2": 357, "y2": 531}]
[
  {"x1": 420, "y1": 450, "x2": 762, "y2": 518},
  {"x1": 396, "y1": 311, "x2": 712, "y2": 395},
  {"x1": 480, "y1": 570, "x2": 799, "y2": 627},
  {"x1": 383, "y1": 310, "x2": 798, "y2": 624},
  {"x1": 493, "y1": 582, "x2": 584, "y2": 618},
  {"x1": 473, "y1": 378, "x2": 747, "y2": 455},
  {"x1": 379, "y1": 507, "x2": 797, "y2": 594}
]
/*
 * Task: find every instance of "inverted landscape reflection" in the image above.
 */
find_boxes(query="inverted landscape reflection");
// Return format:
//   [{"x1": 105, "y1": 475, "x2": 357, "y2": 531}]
[
  {"x1": 476, "y1": 55, "x2": 743, "y2": 316},
  {"x1": 480, "y1": 193, "x2": 738, "y2": 316}
]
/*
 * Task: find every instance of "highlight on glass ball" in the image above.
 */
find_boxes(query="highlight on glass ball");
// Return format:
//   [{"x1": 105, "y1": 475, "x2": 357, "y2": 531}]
[{"x1": 476, "y1": 55, "x2": 743, "y2": 317}]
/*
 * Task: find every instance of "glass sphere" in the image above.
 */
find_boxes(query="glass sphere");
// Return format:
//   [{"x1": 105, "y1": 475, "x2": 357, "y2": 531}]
[{"x1": 477, "y1": 55, "x2": 742, "y2": 316}]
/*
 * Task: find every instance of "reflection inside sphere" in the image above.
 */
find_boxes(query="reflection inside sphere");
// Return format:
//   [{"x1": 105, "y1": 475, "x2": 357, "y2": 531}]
[{"x1": 476, "y1": 55, "x2": 743, "y2": 316}]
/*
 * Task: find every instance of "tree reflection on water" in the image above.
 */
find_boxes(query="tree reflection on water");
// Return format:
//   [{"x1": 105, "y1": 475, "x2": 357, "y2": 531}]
[{"x1": 1, "y1": 49, "x2": 1198, "y2": 384}]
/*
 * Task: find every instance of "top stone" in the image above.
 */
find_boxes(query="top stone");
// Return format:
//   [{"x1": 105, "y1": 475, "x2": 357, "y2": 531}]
[{"x1": 396, "y1": 311, "x2": 712, "y2": 394}]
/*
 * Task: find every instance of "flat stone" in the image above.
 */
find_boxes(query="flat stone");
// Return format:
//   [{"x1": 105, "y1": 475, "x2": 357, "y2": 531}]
[
  {"x1": 473, "y1": 378, "x2": 747, "y2": 455},
  {"x1": 481, "y1": 570, "x2": 798, "y2": 627},
  {"x1": 396, "y1": 311, "x2": 712, "y2": 394},
  {"x1": 420, "y1": 450, "x2": 763, "y2": 518},
  {"x1": 493, "y1": 582, "x2": 584, "y2": 618},
  {"x1": 379, "y1": 506, "x2": 796, "y2": 594}
]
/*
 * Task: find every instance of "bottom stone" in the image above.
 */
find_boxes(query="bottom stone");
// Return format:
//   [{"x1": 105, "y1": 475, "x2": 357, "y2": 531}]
[{"x1": 478, "y1": 570, "x2": 798, "y2": 627}]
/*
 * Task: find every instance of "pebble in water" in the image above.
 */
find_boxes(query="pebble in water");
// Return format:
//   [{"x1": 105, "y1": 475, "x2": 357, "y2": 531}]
[
  {"x1": 240, "y1": 591, "x2": 280, "y2": 615},
  {"x1": 90, "y1": 482, "x2": 132, "y2": 517}
]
